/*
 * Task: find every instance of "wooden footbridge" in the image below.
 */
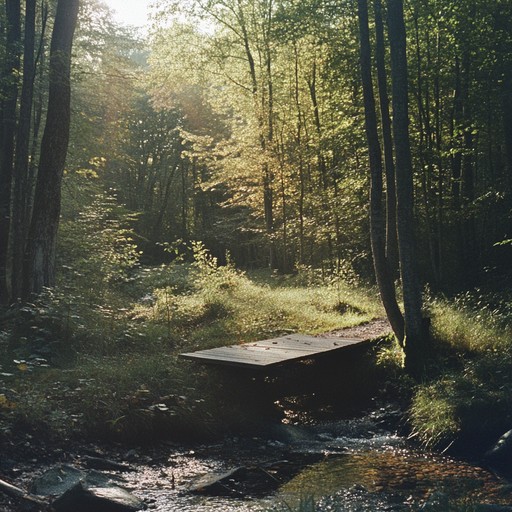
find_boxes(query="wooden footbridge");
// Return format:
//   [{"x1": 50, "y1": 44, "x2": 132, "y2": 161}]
[{"x1": 180, "y1": 333, "x2": 370, "y2": 370}]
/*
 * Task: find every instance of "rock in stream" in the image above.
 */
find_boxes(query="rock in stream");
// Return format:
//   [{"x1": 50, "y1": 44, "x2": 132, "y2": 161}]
[{"x1": 30, "y1": 465, "x2": 143, "y2": 512}]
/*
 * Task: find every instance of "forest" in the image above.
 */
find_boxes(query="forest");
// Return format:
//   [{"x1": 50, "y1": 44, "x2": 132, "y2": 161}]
[{"x1": 1, "y1": 0, "x2": 512, "y2": 510}]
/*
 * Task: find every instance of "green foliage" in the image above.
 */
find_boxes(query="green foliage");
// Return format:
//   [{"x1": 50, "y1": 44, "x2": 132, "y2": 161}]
[
  {"x1": 409, "y1": 293, "x2": 512, "y2": 448},
  {"x1": 147, "y1": 4, "x2": 370, "y2": 273},
  {"x1": 375, "y1": 336, "x2": 404, "y2": 374},
  {"x1": 59, "y1": 189, "x2": 141, "y2": 297},
  {"x1": 143, "y1": 247, "x2": 382, "y2": 350},
  {"x1": 1, "y1": 254, "x2": 382, "y2": 442}
]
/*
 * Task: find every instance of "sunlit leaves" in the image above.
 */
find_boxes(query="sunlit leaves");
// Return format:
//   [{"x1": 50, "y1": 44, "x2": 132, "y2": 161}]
[{"x1": 58, "y1": 191, "x2": 141, "y2": 294}]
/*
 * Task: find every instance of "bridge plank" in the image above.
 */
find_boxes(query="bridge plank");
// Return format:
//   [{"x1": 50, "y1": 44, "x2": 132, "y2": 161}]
[{"x1": 180, "y1": 334, "x2": 368, "y2": 369}]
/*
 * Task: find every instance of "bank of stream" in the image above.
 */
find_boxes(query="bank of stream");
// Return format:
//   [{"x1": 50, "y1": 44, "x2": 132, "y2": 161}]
[
  {"x1": 2, "y1": 323, "x2": 512, "y2": 511},
  {"x1": 118, "y1": 407, "x2": 511, "y2": 512},
  {"x1": 2, "y1": 403, "x2": 511, "y2": 511}
]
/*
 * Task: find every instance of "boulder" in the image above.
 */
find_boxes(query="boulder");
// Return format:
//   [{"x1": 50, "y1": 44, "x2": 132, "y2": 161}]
[
  {"x1": 189, "y1": 454, "x2": 324, "y2": 498},
  {"x1": 484, "y1": 429, "x2": 512, "y2": 471},
  {"x1": 30, "y1": 466, "x2": 88, "y2": 496},
  {"x1": 189, "y1": 466, "x2": 279, "y2": 497},
  {"x1": 30, "y1": 465, "x2": 119, "y2": 496},
  {"x1": 29, "y1": 465, "x2": 143, "y2": 512},
  {"x1": 52, "y1": 481, "x2": 143, "y2": 512}
]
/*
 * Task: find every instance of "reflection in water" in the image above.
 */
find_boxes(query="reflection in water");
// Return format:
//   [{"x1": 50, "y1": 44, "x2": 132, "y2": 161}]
[
  {"x1": 279, "y1": 448, "x2": 511, "y2": 510},
  {"x1": 125, "y1": 434, "x2": 512, "y2": 511}
]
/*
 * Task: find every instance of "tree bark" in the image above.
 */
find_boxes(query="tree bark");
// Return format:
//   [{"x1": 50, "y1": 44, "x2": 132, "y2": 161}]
[
  {"x1": 0, "y1": 0, "x2": 21, "y2": 303},
  {"x1": 294, "y1": 44, "x2": 305, "y2": 264},
  {"x1": 460, "y1": 50, "x2": 476, "y2": 279},
  {"x1": 504, "y1": 68, "x2": 512, "y2": 194},
  {"x1": 450, "y1": 56, "x2": 463, "y2": 210},
  {"x1": 22, "y1": 0, "x2": 79, "y2": 297},
  {"x1": 308, "y1": 56, "x2": 335, "y2": 270},
  {"x1": 358, "y1": 0, "x2": 405, "y2": 343},
  {"x1": 374, "y1": 0, "x2": 399, "y2": 278},
  {"x1": 237, "y1": 0, "x2": 276, "y2": 269},
  {"x1": 11, "y1": 0, "x2": 37, "y2": 299},
  {"x1": 387, "y1": 0, "x2": 427, "y2": 378}
]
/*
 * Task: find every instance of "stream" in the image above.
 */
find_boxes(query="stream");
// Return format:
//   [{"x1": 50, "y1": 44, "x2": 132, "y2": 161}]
[
  {"x1": 3, "y1": 350, "x2": 511, "y2": 511},
  {"x1": 117, "y1": 408, "x2": 512, "y2": 511},
  {"x1": 2, "y1": 404, "x2": 511, "y2": 511}
]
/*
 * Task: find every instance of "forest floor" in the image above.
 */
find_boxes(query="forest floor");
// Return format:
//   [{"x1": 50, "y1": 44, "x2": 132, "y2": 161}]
[
  {"x1": 0, "y1": 318, "x2": 393, "y2": 511},
  {"x1": 2, "y1": 263, "x2": 512, "y2": 509},
  {"x1": 320, "y1": 317, "x2": 391, "y2": 340}
]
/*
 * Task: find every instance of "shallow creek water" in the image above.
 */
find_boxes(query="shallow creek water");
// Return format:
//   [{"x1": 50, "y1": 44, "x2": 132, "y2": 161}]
[{"x1": 120, "y1": 412, "x2": 512, "y2": 511}]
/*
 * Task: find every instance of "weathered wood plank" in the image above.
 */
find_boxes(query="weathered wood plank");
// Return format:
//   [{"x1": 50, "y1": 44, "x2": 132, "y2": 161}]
[{"x1": 180, "y1": 334, "x2": 369, "y2": 369}]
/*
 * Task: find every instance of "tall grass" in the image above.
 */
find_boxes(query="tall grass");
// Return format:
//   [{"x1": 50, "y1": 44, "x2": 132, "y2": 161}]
[
  {"x1": 1, "y1": 248, "x2": 383, "y2": 442},
  {"x1": 132, "y1": 247, "x2": 383, "y2": 351},
  {"x1": 409, "y1": 293, "x2": 512, "y2": 449}
]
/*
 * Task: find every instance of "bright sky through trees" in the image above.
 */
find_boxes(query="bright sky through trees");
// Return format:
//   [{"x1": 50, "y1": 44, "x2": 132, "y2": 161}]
[{"x1": 103, "y1": 0, "x2": 151, "y2": 28}]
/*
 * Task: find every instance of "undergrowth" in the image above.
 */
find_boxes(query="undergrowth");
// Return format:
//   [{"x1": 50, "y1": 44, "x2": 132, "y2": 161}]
[
  {"x1": 409, "y1": 292, "x2": 512, "y2": 450},
  {"x1": 0, "y1": 243, "x2": 383, "y2": 443}
]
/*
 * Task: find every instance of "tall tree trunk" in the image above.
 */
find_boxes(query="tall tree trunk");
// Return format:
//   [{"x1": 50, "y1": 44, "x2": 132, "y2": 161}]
[
  {"x1": 450, "y1": 56, "x2": 463, "y2": 210},
  {"x1": 182, "y1": 159, "x2": 190, "y2": 239},
  {"x1": 151, "y1": 161, "x2": 179, "y2": 242},
  {"x1": 374, "y1": 0, "x2": 399, "y2": 278},
  {"x1": 22, "y1": 0, "x2": 79, "y2": 297},
  {"x1": 503, "y1": 67, "x2": 512, "y2": 196},
  {"x1": 27, "y1": 3, "x2": 49, "y2": 222},
  {"x1": 358, "y1": 0, "x2": 404, "y2": 343},
  {"x1": 0, "y1": 0, "x2": 21, "y2": 303},
  {"x1": 308, "y1": 58, "x2": 335, "y2": 269},
  {"x1": 237, "y1": 0, "x2": 276, "y2": 269},
  {"x1": 433, "y1": 29, "x2": 444, "y2": 286},
  {"x1": 387, "y1": 0, "x2": 427, "y2": 378},
  {"x1": 456, "y1": 49, "x2": 476, "y2": 283},
  {"x1": 294, "y1": 44, "x2": 305, "y2": 264},
  {"x1": 413, "y1": 10, "x2": 440, "y2": 287},
  {"x1": 11, "y1": 0, "x2": 36, "y2": 300},
  {"x1": 264, "y1": 0, "x2": 277, "y2": 269}
]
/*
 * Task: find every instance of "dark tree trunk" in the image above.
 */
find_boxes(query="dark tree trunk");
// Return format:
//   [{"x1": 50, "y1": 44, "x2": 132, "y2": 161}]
[
  {"x1": 450, "y1": 57, "x2": 463, "y2": 210},
  {"x1": 504, "y1": 69, "x2": 512, "y2": 191},
  {"x1": 387, "y1": 0, "x2": 427, "y2": 378},
  {"x1": 500, "y1": 61, "x2": 512, "y2": 245},
  {"x1": 308, "y1": 58, "x2": 335, "y2": 270},
  {"x1": 294, "y1": 45, "x2": 305, "y2": 264},
  {"x1": 374, "y1": 0, "x2": 399, "y2": 278},
  {"x1": 22, "y1": 0, "x2": 79, "y2": 297},
  {"x1": 358, "y1": 0, "x2": 405, "y2": 343},
  {"x1": 11, "y1": 0, "x2": 36, "y2": 299},
  {"x1": 152, "y1": 163, "x2": 179, "y2": 242},
  {"x1": 264, "y1": 4, "x2": 277, "y2": 270},
  {"x1": 460, "y1": 50, "x2": 476, "y2": 280},
  {"x1": 238, "y1": 2, "x2": 276, "y2": 269},
  {"x1": 0, "y1": 0, "x2": 21, "y2": 303},
  {"x1": 27, "y1": 3, "x2": 49, "y2": 221},
  {"x1": 433, "y1": 30, "x2": 444, "y2": 286}
]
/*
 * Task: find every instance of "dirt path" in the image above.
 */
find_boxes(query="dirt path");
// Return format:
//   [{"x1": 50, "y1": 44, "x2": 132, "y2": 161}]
[{"x1": 319, "y1": 318, "x2": 391, "y2": 340}]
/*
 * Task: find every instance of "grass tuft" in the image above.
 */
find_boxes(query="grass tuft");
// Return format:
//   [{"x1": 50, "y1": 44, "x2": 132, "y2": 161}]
[{"x1": 409, "y1": 293, "x2": 512, "y2": 449}]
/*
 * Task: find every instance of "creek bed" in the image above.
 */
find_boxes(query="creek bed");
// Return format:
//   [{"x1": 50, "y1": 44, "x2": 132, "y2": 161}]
[
  {"x1": 1, "y1": 408, "x2": 511, "y2": 511},
  {"x1": 117, "y1": 413, "x2": 512, "y2": 511}
]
